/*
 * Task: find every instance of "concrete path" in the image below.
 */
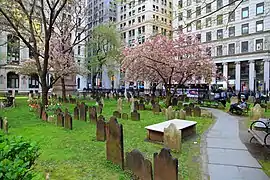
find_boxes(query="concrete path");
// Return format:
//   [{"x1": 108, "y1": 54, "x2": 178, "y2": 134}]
[{"x1": 203, "y1": 108, "x2": 269, "y2": 180}]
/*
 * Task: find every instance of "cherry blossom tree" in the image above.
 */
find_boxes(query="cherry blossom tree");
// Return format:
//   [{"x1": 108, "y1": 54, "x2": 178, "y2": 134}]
[{"x1": 122, "y1": 33, "x2": 215, "y2": 106}]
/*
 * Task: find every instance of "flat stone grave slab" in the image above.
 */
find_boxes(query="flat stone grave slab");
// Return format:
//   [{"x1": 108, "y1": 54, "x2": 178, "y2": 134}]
[{"x1": 145, "y1": 119, "x2": 197, "y2": 142}]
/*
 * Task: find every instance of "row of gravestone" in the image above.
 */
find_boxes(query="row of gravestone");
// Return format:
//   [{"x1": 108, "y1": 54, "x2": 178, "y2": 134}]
[
  {"x1": 163, "y1": 106, "x2": 202, "y2": 120},
  {"x1": 0, "y1": 117, "x2": 8, "y2": 134},
  {"x1": 73, "y1": 102, "x2": 103, "y2": 123},
  {"x1": 100, "y1": 117, "x2": 179, "y2": 180},
  {"x1": 36, "y1": 105, "x2": 72, "y2": 130},
  {"x1": 112, "y1": 110, "x2": 140, "y2": 121}
]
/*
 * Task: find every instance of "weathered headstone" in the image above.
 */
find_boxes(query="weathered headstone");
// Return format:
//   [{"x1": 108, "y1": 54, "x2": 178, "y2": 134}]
[
  {"x1": 97, "y1": 103, "x2": 103, "y2": 114},
  {"x1": 153, "y1": 104, "x2": 161, "y2": 114},
  {"x1": 126, "y1": 149, "x2": 153, "y2": 180},
  {"x1": 251, "y1": 104, "x2": 264, "y2": 120},
  {"x1": 117, "y1": 98, "x2": 123, "y2": 113},
  {"x1": 57, "y1": 113, "x2": 64, "y2": 127},
  {"x1": 64, "y1": 111, "x2": 73, "y2": 130},
  {"x1": 96, "y1": 116, "x2": 106, "y2": 141},
  {"x1": 113, "y1": 111, "x2": 121, "y2": 118},
  {"x1": 131, "y1": 110, "x2": 140, "y2": 121},
  {"x1": 134, "y1": 101, "x2": 139, "y2": 111},
  {"x1": 106, "y1": 117, "x2": 124, "y2": 169},
  {"x1": 164, "y1": 123, "x2": 181, "y2": 152},
  {"x1": 153, "y1": 148, "x2": 178, "y2": 180},
  {"x1": 3, "y1": 117, "x2": 8, "y2": 134},
  {"x1": 138, "y1": 103, "x2": 145, "y2": 110},
  {"x1": 193, "y1": 106, "x2": 201, "y2": 117},
  {"x1": 55, "y1": 107, "x2": 62, "y2": 115},
  {"x1": 179, "y1": 109, "x2": 186, "y2": 120},
  {"x1": 172, "y1": 97, "x2": 178, "y2": 106},
  {"x1": 177, "y1": 101, "x2": 183, "y2": 109},
  {"x1": 122, "y1": 113, "x2": 128, "y2": 120},
  {"x1": 130, "y1": 97, "x2": 135, "y2": 112},
  {"x1": 230, "y1": 96, "x2": 238, "y2": 105},
  {"x1": 175, "y1": 111, "x2": 180, "y2": 119},
  {"x1": 42, "y1": 110, "x2": 48, "y2": 121},
  {"x1": 89, "y1": 106, "x2": 98, "y2": 123},
  {"x1": 183, "y1": 106, "x2": 192, "y2": 116},
  {"x1": 79, "y1": 102, "x2": 88, "y2": 121},
  {"x1": 165, "y1": 106, "x2": 175, "y2": 120},
  {"x1": 74, "y1": 106, "x2": 79, "y2": 120},
  {"x1": 248, "y1": 96, "x2": 255, "y2": 103}
]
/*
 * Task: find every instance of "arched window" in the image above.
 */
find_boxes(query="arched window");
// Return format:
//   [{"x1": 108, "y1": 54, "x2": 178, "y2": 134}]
[
  {"x1": 29, "y1": 74, "x2": 39, "y2": 88},
  {"x1": 77, "y1": 78, "x2": 80, "y2": 89},
  {"x1": 7, "y1": 72, "x2": 19, "y2": 88}
]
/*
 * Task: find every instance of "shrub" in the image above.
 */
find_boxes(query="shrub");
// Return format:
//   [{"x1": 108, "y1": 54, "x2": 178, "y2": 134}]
[{"x1": 0, "y1": 135, "x2": 40, "y2": 179}]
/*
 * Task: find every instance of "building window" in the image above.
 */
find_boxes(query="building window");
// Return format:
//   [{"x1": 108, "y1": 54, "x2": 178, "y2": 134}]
[
  {"x1": 228, "y1": 11, "x2": 235, "y2": 22},
  {"x1": 187, "y1": 0, "x2": 191, "y2": 6},
  {"x1": 228, "y1": 43, "x2": 235, "y2": 55},
  {"x1": 242, "y1": 7, "x2": 249, "y2": 19},
  {"x1": 206, "y1": 32, "x2": 212, "y2": 42},
  {"x1": 196, "y1": 20, "x2": 201, "y2": 30},
  {"x1": 241, "y1": 41, "x2": 248, "y2": 53},
  {"x1": 187, "y1": 9, "x2": 191, "y2": 19},
  {"x1": 229, "y1": 26, "x2": 235, "y2": 37},
  {"x1": 28, "y1": 74, "x2": 39, "y2": 88},
  {"x1": 178, "y1": 0, "x2": 183, "y2": 8},
  {"x1": 217, "y1": 29, "x2": 223, "y2": 39},
  {"x1": 7, "y1": 72, "x2": 19, "y2": 88},
  {"x1": 217, "y1": 0, "x2": 223, "y2": 9},
  {"x1": 256, "y1": 2, "x2": 264, "y2": 15},
  {"x1": 178, "y1": 12, "x2": 183, "y2": 21},
  {"x1": 196, "y1": 6, "x2": 201, "y2": 17},
  {"x1": 7, "y1": 35, "x2": 20, "y2": 63},
  {"x1": 77, "y1": 78, "x2": 80, "y2": 89},
  {"x1": 217, "y1": 14, "x2": 223, "y2": 25},
  {"x1": 206, "y1": 3, "x2": 211, "y2": 13},
  {"x1": 256, "y1": 20, "x2": 263, "y2": 32},
  {"x1": 217, "y1": 45, "x2": 223, "y2": 56},
  {"x1": 241, "y1": 23, "x2": 249, "y2": 35},
  {"x1": 187, "y1": 23, "x2": 191, "y2": 32},
  {"x1": 255, "y1": 39, "x2": 263, "y2": 51},
  {"x1": 206, "y1": 17, "x2": 211, "y2": 27},
  {"x1": 196, "y1": 34, "x2": 201, "y2": 42},
  {"x1": 178, "y1": 25, "x2": 183, "y2": 32},
  {"x1": 206, "y1": 47, "x2": 211, "y2": 56}
]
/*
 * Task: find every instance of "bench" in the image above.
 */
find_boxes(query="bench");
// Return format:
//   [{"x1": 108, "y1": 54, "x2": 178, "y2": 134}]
[{"x1": 248, "y1": 120, "x2": 270, "y2": 147}]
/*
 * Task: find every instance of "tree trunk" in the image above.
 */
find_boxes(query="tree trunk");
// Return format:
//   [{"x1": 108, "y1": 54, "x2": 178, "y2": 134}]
[
  {"x1": 41, "y1": 76, "x2": 48, "y2": 105},
  {"x1": 165, "y1": 88, "x2": 172, "y2": 107},
  {"x1": 61, "y1": 77, "x2": 67, "y2": 102}
]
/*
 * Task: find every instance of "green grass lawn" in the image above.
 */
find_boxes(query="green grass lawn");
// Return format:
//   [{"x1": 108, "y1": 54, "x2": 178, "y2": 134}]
[{"x1": 0, "y1": 98, "x2": 213, "y2": 180}]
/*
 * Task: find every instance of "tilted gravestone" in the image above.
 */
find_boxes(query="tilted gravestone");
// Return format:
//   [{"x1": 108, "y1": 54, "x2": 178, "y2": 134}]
[
  {"x1": 113, "y1": 111, "x2": 121, "y2": 118},
  {"x1": 41, "y1": 110, "x2": 48, "y2": 121},
  {"x1": 152, "y1": 104, "x2": 161, "y2": 114},
  {"x1": 138, "y1": 103, "x2": 145, "y2": 110},
  {"x1": 57, "y1": 113, "x2": 64, "y2": 127},
  {"x1": 126, "y1": 149, "x2": 153, "y2": 180},
  {"x1": 183, "y1": 106, "x2": 192, "y2": 116},
  {"x1": 193, "y1": 106, "x2": 201, "y2": 117},
  {"x1": 179, "y1": 109, "x2": 186, "y2": 120},
  {"x1": 122, "y1": 113, "x2": 128, "y2": 120},
  {"x1": 131, "y1": 110, "x2": 140, "y2": 121},
  {"x1": 89, "y1": 106, "x2": 98, "y2": 123},
  {"x1": 79, "y1": 102, "x2": 88, "y2": 121},
  {"x1": 3, "y1": 118, "x2": 8, "y2": 134},
  {"x1": 134, "y1": 101, "x2": 139, "y2": 111},
  {"x1": 96, "y1": 115, "x2": 106, "y2": 141},
  {"x1": 154, "y1": 148, "x2": 178, "y2": 180},
  {"x1": 64, "y1": 111, "x2": 73, "y2": 130},
  {"x1": 74, "y1": 106, "x2": 79, "y2": 120},
  {"x1": 106, "y1": 117, "x2": 124, "y2": 169},
  {"x1": 251, "y1": 104, "x2": 264, "y2": 120},
  {"x1": 164, "y1": 123, "x2": 182, "y2": 152},
  {"x1": 130, "y1": 97, "x2": 135, "y2": 112}
]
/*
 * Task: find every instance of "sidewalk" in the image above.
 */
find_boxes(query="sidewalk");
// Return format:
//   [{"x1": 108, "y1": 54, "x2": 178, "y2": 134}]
[{"x1": 203, "y1": 108, "x2": 269, "y2": 180}]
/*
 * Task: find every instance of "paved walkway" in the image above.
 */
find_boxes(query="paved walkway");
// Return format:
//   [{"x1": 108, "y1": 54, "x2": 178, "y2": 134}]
[{"x1": 203, "y1": 108, "x2": 269, "y2": 180}]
